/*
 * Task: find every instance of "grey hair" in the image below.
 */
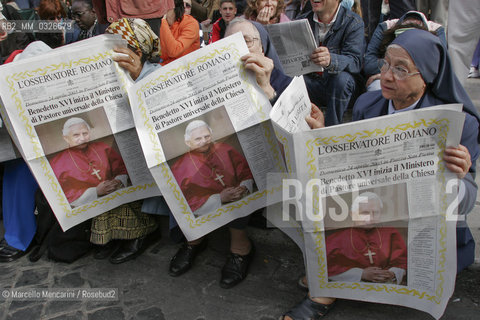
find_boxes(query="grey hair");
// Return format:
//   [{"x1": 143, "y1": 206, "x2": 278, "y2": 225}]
[
  {"x1": 386, "y1": 43, "x2": 402, "y2": 51},
  {"x1": 351, "y1": 192, "x2": 383, "y2": 213},
  {"x1": 184, "y1": 120, "x2": 212, "y2": 141},
  {"x1": 62, "y1": 117, "x2": 90, "y2": 136},
  {"x1": 225, "y1": 17, "x2": 260, "y2": 38}
]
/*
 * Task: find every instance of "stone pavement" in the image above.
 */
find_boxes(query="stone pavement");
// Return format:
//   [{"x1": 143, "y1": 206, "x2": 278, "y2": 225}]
[
  {"x1": 0, "y1": 80, "x2": 479, "y2": 320},
  {"x1": 0, "y1": 218, "x2": 479, "y2": 320}
]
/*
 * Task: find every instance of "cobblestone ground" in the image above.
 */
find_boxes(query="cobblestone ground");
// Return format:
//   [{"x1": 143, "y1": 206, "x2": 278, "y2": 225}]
[
  {"x1": 0, "y1": 80, "x2": 479, "y2": 320},
  {"x1": 0, "y1": 222, "x2": 479, "y2": 320}
]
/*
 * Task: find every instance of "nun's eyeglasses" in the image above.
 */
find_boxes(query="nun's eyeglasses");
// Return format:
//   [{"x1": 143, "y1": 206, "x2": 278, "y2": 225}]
[
  {"x1": 243, "y1": 36, "x2": 259, "y2": 48},
  {"x1": 379, "y1": 59, "x2": 420, "y2": 80}
]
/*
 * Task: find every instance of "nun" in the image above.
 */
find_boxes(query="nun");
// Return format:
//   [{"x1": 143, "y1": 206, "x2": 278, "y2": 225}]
[{"x1": 281, "y1": 28, "x2": 480, "y2": 320}]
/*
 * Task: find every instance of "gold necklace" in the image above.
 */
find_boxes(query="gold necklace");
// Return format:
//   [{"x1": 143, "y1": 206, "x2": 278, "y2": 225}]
[
  {"x1": 67, "y1": 145, "x2": 103, "y2": 173},
  {"x1": 187, "y1": 145, "x2": 227, "y2": 185},
  {"x1": 350, "y1": 227, "x2": 383, "y2": 264}
]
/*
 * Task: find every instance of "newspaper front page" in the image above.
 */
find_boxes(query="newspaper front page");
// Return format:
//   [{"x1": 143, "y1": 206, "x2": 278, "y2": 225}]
[
  {"x1": 128, "y1": 33, "x2": 286, "y2": 240},
  {"x1": 269, "y1": 85, "x2": 464, "y2": 319},
  {"x1": 0, "y1": 35, "x2": 160, "y2": 230},
  {"x1": 265, "y1": 19, "x2": 322, "y2": 77}
]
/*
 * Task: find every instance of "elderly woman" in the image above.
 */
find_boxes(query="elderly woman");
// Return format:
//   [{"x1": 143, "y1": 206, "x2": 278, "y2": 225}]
[
  {"x1": 281, "y1": 28, "x2": 480, "y2": 320},
  {"x1": 167, "y1": 17, "x2": 292, "y2": 289},
  {"x1": 244, "y1": 0, "x2": 289, "y2": 25}
]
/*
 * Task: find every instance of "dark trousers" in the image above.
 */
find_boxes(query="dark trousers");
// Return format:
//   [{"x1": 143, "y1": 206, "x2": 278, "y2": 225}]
[
  {"x1": 305, "y1": 71, "x2": 356, "y2": 126},
  {"x1": 360, "y1": 0, "x2": 383, "y2": 41}
]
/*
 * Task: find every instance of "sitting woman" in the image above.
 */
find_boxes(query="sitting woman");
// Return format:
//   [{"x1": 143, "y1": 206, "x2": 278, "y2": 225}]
[
  {"x1": 281, "y1": 28, "x2": 479, "y2": 320},
  {"x1": 160, "y1": 0, "x2": 200, "y2": 65},
  {"x1": 86, "y1": 18, "x2": 163, "y2": 264},
  {"x1": 243, "y1": 0, "x2": 289, "y2": 25},
  {"x1": 364, "y1": 10, "x2": 445, "y2": 91}
]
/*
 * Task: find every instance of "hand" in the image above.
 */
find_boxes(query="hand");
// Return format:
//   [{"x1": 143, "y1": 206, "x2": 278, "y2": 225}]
[
  {"x1": 256, "y1": 6, "x2": 274, "y2": 25},
  {"x1": 96, "y1": 180, "x2": 119, "y2": 196},
  {"x1": 310, "y1": 46, "x2": 331, "y2": 68},
  {"x1": 306, "y1": 103, "x2": 325, "y2": 129},
  {"x1": 220, "y1": 187, "x2": 242, "y2": 203},
  {"x1": 233, "y1": 185, "x2": 249, "y2": 198},
  {"x1": 444, "y1": 144, "x2": 472, "y2": 179},
  {"x1": 241, "y1": 53, "x2": 275, "y2": 99},
  {"x1": 200, "y1": 19, "x2": 212, "y2": 28},
  {"x1": 112, "y1": 179, "x2": 124, "y2": 189},
  {"x1": 0, "y1": 22, "x2": 7, "y2": 42},
  {"x1": 165, "y1": 8, "x2": 176, "y2": 26},
  {"x1": 112, "y1": 47, "x2": 143, "y2": 81},
  {"x1": 366, "y1": 73, "x2": 381, "y2": 87},
  {"x1": 361, "y1": 267, "x2": 395, "y2": 283}
]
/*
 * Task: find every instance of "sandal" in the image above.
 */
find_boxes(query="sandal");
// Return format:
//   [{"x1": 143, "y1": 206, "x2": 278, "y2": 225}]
[
  {"x1": 280, "y1": 296, "x2": 336, "y2": 320},
  {"x1": 298, "y1": 275, "x2": 308, "y2": 291}
]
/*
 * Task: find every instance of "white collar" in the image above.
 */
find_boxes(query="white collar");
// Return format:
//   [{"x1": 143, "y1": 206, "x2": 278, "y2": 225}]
[{"x1": 388, "y1": 99, "x2": 420, "y2": 114}]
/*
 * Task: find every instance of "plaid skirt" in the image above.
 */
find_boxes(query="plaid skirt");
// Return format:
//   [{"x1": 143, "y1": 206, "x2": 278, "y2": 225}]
[{"x1": 90, "y1": 200, "x2": 158, "y2": 245}]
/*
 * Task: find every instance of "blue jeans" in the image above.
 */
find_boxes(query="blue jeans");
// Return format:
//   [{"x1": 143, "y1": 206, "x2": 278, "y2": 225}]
[{"x1": 305, "y1": 71, "x2": 356, "y2": 126}]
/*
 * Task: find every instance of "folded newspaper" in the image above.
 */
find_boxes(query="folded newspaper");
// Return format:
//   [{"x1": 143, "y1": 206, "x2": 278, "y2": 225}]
[
  {"x1": 0, "y1": 35, "x2": 160, "y2": 230},
  {"x1": 128, "y1": 33, "x2": 287, "y2": 240},
  {"x1": 268, "y1": 76, "x2": 464, "y2": 319},
  {"x1": 265, "y1": 19, "x2": 322, "y2": 77}
]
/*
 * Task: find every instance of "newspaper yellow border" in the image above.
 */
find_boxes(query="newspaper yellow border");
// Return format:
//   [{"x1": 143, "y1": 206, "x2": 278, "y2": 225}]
[
  {"x1": 132, "y1": 44, "x2": 283, "y2": 229},
  {"x1": 304, "y1": 118, "x2": 450, "y2": 303},
  {"x1": 158, "y1": 121, "x2": 286, "y2": 229},
  {"x1": 134, "y1": 44, "x2": 266, "y2": 168},
  {"x1": 4, "y1": 51, "x2": 155, "y2": 218}
]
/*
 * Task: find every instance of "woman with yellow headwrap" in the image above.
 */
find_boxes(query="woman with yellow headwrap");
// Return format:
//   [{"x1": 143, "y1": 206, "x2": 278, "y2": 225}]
[
  {"x1": 90, "y1": 18, "x2": 167, "y2": 264},
  {"x1": 107, "y1": 18, "x2": 162, "y2": 81}
]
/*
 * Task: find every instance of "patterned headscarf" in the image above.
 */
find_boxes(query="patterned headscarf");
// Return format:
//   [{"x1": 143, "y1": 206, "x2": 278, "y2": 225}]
[{"x1": 106, "y1": 18, "x2": 160, "y2": 59}]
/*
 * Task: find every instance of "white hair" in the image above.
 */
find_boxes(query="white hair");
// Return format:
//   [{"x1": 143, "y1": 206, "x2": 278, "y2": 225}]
[
  {"x1": 184, "y1": 120, "x2": 212, "y2": 141},
  {"x1": 351, "y1": 192, "x2": 383, "y2": 213},
  {"x1": 225, "y1": 17, "x2": 260, "y2": 38},
  {"x1": 62, "y1": 117, "x2": 90, "y2": 136}
]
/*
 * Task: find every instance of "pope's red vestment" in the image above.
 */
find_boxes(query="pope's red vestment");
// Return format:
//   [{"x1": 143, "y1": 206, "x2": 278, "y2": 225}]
[
  {"x1": 171, "y1": 142, "x2": 253, "y2": 212},
  {"x1": 326, "y1": 227, "x2": 407, "y2": 277},
  {"x1": 50, "y1": 141, "x2": 128, "y2": 203}
]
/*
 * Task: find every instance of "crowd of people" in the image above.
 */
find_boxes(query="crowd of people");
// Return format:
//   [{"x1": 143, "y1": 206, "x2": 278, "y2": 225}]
[{"x1": 1, "y1": 0, "x2": 479, "y2": 319}]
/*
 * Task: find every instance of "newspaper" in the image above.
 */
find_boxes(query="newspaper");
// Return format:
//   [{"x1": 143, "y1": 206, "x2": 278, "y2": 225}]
[
  {"x1": 265, "y1": 19, "x2": 322, "y2": 77},
  {"x1": 268, "y1": 84, "x2": 465, "y2": 319},
  {"x1": 0, "y1": 35, "x2": 160, "y2": 230},
  {"x1": 128, "y1": 33, "x2": 286, "y2": 240}
]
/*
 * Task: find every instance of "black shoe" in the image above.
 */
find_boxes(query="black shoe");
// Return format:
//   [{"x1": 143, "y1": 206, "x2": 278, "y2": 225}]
[
  {"x1": 0, "y1": 239, "x2": 26, "y2": 263},
  {"x1": 108, "y1": 228, "x2": 161, "y2": 264},
  {"x1": 169, "y1": 240, "x2": 207, "y2": 277},
  {"x1": 220, "y1": 243, "x2": 255, "y2": 289},
  {"x1": 94, "y1": 241, "x2": 119, "y2": 260},
  {"x1": 109, "y1": 237, "x2": 146, "y2": 264}
]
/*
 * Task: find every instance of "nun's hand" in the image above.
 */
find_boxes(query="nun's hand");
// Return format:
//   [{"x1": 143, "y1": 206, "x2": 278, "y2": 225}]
[
  {"x1": 443, "y1": 144, "x2": 472, "y2": 179},
  {"x1": 311, "y1": 46, "x2": 331, "y2": 68},
  {"x1": 306, "y1": 103, "x2": 325, "y2": 129},
  {"x1": 112, "y1": 47, "x2": 142, "y2": 81},
  {"x1": 241, "y1": 52, "x2": 275, "y2": 100}
]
